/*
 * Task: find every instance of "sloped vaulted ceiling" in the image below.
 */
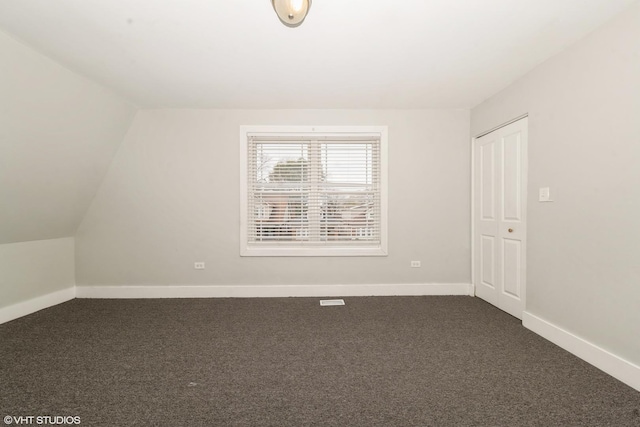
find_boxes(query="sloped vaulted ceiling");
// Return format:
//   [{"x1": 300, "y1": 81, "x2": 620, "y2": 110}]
[
  {"x1": 0, "y1": 0, "x2": 638, "y2": 244},
  {"x1": 0, "y1": 0, "x2": 637, "y2": 109},
  {"x1": 0, "y1": 31, "x2": 137, "y2": 244}
]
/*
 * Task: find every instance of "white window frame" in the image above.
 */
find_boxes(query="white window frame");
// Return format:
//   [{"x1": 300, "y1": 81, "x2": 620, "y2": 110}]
[{"x1": 240, "y1": 125, "x2": 388, "y2": 257}]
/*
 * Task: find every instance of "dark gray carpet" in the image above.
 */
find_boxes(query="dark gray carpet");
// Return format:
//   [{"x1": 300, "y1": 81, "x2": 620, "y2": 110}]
[{"x1": 1, "y1": 296, "x2": 639, "y2": 426}]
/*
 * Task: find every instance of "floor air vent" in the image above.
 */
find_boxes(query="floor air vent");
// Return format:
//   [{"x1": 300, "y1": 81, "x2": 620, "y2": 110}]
[{"x1": 320, "y1": 299, "x2": 345, "y2": 306}]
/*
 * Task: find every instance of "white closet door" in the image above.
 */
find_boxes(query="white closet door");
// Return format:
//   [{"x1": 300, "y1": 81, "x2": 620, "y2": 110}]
[{"x1": 474, "y1": 118, "x2": 528, "y2": 319}]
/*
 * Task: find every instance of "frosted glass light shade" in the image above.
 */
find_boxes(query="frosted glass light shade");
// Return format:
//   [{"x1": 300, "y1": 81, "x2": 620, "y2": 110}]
[{"x1": 271, "y1": 0, "x2": 312, "y2": 27}]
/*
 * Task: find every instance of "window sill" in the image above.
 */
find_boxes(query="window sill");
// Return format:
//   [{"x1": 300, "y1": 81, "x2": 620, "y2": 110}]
[{"x1": 240, "y1": 245, "x2": 388, "y2": 257}]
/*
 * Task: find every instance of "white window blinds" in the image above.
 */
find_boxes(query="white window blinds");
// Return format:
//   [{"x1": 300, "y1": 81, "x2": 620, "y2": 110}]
[{"x1": 240, "y1": 127, "x2": 387, "y2": 256}]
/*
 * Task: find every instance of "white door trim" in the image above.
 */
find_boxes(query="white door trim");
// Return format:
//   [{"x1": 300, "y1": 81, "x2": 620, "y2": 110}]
[{"x1": 473, "y1": 113, "x2": 529, "y2": 139}]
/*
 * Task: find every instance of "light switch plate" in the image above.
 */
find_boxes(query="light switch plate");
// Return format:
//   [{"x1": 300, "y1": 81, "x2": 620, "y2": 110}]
[{"x1": 539, "y1": 187, "x2": 552, "y2": 202}]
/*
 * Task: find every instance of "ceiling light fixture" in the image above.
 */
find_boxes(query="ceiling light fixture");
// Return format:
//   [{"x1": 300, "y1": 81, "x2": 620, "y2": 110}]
[{"x1": 271, "y1": 0, "x2": 311, "y2": 28}]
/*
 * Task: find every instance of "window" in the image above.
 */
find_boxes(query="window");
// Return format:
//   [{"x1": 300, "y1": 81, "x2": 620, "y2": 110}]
[{"x1": 240, "y1": 126, "x2": 388, "y2": 256}]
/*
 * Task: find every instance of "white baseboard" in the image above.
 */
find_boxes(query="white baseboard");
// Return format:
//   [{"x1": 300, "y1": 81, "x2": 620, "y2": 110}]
[
  {"x1": 0, "y1": 287, "x2": 76, "y2": 325},
  {"x1": 523, "y1": 311, "x2": 640, "y2": 392},
  {"x1": 76, "y1": 283, "x2": 474, "y2": 299}
]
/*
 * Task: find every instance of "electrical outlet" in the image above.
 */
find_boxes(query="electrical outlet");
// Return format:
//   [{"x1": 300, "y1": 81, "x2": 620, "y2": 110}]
[
  {"x1": 411, "y1": 261, "x2": 421, "y2": 268},
  {"x1": 194, "y1": 262, "x2": 205, "y2": 270}
]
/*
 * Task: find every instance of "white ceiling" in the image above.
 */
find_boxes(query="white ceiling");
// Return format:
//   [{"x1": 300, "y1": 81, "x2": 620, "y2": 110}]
[{"x1": 0, "y1": 0, "x2": 636, "y2": 109}]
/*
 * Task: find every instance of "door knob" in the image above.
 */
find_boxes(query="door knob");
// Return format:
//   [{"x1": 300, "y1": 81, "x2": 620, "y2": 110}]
[{"x1": 508, "y1": 228, "x2": 514, "y2": 233}]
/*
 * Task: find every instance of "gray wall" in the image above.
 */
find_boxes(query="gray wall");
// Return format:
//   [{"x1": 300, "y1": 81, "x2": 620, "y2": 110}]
[
  {"x1": 76, "y1": 109, "x2": 471, "y2": 288},
  {"x1": 0, "y1": 238, "x2": 75, "y2": 309},
  {"x1": 0, "y1": 29, "x2": 135, "y2": 308},
  {"x1": 0, "y1": 30, "x2": 137, "y2": 244},
  {"x1": 471, "y1": 3, "x2": 640, "y2": 365}
]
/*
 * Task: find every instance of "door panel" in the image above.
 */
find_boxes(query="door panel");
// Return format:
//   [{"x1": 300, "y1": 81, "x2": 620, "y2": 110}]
[
  {"x1": 480, "y1": 142, "x2": 496, "y2": 220},
  {"x1": 502, "y1": 132, "x2": 522, "y2": 221},
  {"x1": 502, "y1": 238, "x2": 521, "y2": 298},
  {"x1": 476, "y1": 135, "x2": 499, "y2": 305},
  {"x1": 481, "y1": 235, "x2": 495, "y2": 289},
  {"x1": 474, "y1": 118, "x2": 527, "y2": 319}
]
